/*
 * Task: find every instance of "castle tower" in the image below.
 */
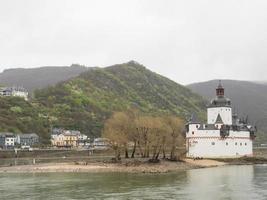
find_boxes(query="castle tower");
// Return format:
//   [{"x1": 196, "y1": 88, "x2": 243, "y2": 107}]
[{"x1": 207, "y1": 81, "x2": 232, "y2": 125}]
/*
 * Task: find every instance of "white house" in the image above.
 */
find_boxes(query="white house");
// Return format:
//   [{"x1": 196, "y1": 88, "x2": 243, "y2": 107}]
[
  {"x1": 51, "y1": 128, "x2": 88, "y2": 148},
  {"x1": 0, "y1": 86, "x2": 28, "y2": 101},
  {"x1": 93, "y1": 138, "x2": 110, "y2": 150},
  {"x1": 186, "y1": 82, "x2": 256, "y2": 158},
  {"x1": 4, "y1": 133, "x2": 16, "y2": 148}
]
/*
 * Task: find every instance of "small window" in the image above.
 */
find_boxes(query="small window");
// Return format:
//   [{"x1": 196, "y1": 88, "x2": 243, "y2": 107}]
[
  {"x1": 192, "y1": 131, "x2": 194, "y2": 135},
  {"x1": 196, "y1": 125, "x2": 198, "y2": 128},
  {"x1": 211, "y1": 142, "x2": 215, "y2": 145},
  {"x1": 240, "y1": 143, "x2": 242, "y2": 146},
  {"x1": 245, "y1": 143, "x2": 247, "y2": 146},
  {"x1": 235, "y1": 142, "x2": 237, "y2": 145},
  {"x1": 226, "y1": 142, "x2": 228, "y2": 146}
]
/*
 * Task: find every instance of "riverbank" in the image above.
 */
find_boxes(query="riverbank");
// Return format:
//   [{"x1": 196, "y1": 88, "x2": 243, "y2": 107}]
[
  {"x1": 1, "y1": 155, "x2": 267, "y2": 174},
  {"x1": 0, "y1": 158, "x2": 226, "y2": 173},
  {"x1": 213, "y1": 156, "x2": 267, "y2": 165}
]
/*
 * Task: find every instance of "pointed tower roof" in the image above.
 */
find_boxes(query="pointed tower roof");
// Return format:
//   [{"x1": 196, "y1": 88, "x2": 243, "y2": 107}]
[
  {"x1": 208, "y1": 81, "x2": 231, "y2": 108},
  {"x1": 215, "y1": 114, "x2": 223, "y2": 124},
  {"x1": 188, "y1": 113, "x2": 200, "y2": 124}
]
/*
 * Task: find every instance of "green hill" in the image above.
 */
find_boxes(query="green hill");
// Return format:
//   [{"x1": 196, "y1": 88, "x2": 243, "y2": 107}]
[
  {"x1": 0, "y1": 97, "x2": 50, "y2": 143},
  {"x1": 0, "y1": 61, "x2": 206, "y2": 142}
]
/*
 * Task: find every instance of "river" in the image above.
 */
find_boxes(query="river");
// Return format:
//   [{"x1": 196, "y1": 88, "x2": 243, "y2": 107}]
[{"x1": 0, "y1": 165, "x2": 266, "y2": 200}]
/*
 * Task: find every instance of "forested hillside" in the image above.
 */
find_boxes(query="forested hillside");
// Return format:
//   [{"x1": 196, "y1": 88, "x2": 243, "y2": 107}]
[{"x1": 0, "y1": 61, "x2": 206, "y2": 143}]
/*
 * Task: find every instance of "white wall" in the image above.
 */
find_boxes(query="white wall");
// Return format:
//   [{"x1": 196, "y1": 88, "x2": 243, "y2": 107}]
[
  {"x1": 186, "y1": 129, "x2": 253, "y2": 158},
  {"x1": 207, "y1": 107, "x2": 232, "y2": 125},
  {"x1": 12, "y1": 91, "x2": 28, "y2": 101},
  {"x1": 5, "y1": 137, "x2": 15, "y2": 146}
]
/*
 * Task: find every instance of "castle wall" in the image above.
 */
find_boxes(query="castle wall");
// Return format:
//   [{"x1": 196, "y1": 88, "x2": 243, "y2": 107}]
[
  {"x1": 207, "y1": 107, "x2": 232, "y2": 125},
  {"x1": 186, "y1": 130, "x2": 253, "y2": 158}
]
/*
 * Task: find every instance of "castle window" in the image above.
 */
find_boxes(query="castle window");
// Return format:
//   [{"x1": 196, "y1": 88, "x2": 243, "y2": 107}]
[
  {"x1": 196, "y1": 125, "x2": 198, "y2": 128},
  {"x1": 211, "y1": 142, "x2": 215, "y2": 145},
  {"x1": 235, "y1": 142, "x2": 237, "y2": 145},
  {"x1": 226, "y1": 142, "x2": 228, "y2": 146},
  {"x1": 245, "y1": 143, "x2": 247, "y2": 146},
  {"x1": 240, "y1": 143, "x2": 242, "y2": 146},
  {"x1": 192, "y1": 131, "x2": 194, "y2": 135}
]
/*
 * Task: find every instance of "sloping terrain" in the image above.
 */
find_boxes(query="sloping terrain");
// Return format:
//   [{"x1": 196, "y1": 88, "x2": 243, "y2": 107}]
[
  {"x1": 0, "y1": 64, "x2": 91, "y2": 92},
  {"x1": 0, "y1": 61, "x2": 206, "y2": 142}
]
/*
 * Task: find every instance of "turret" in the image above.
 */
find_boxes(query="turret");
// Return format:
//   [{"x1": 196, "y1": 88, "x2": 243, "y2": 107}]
[
  {"x1": 207, "y1": 81, "x2": 232, "y2": 125},
  {"x1": 216, "y1": 80, "x2": 224, "y2": 97}
]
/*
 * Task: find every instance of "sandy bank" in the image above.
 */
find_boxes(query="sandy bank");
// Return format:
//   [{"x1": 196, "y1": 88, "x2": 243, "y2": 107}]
[
  {"x1": 0, "y1": 160, "x2": 199, "y2": 173},
  {"x1": 182, "y1": 158, "x2": 226, "y2": 167}
]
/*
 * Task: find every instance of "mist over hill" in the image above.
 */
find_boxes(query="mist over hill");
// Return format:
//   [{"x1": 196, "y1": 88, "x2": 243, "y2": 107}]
[{"x1": 0, "y1": 64, "x2": 91, "y2": 92}]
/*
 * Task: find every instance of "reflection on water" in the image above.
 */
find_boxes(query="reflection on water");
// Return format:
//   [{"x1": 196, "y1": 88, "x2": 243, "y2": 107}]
[
  {"x1": 0, "y1": 165, "x2": 267, "y2": 200},
  {"x1": 186, "y1": 165, "x2": 255, "y2": 199}
]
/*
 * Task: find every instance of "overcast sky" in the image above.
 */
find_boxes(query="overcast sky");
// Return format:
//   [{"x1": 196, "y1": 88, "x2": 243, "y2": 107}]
[{"x1": 0, "y1": 0, "x2": 267, "y2": 84}]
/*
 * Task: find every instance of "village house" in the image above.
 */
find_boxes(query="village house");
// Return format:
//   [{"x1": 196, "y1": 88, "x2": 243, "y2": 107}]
[
  {"x1": 0, "y1": 86, "x2": 28, "y2": 101},
  {"x1": 78, "y1": 134, "x2": 88, "y2": 147},
  {"x1": 17, "y1": 133, "x2": 39, "y2": 147},
  {"x1": 186, "y1": 82, "x2": 256, "y2": 158},
  {"x1": 93, "y1": 138, "x2": 110, "y2": 150},
  {"x1": 0, "y1": 132, "x2": 40, "y2": 149},
  {"x1": 0, "y1": 133, "x2": 17, "y2": 149},
  {"x1": 51, "y1": 129, "x2": 88, "y2": 148}
]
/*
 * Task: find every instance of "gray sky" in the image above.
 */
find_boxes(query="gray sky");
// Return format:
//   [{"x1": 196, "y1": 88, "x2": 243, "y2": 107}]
[{"x1": 0, "y1": 0, "x2": 267, "y2": 85}]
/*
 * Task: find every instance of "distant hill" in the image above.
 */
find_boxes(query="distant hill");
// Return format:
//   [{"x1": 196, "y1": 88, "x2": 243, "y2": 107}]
[
  {"x1": 188, "y1": 80, "x2": 267, "y2": 143},
  {"x1": 32, "y1": 61, "x2": 206, "y2": 139},
  {"x1": 0, "y1": 64, "x2": 91, "y2": 92}
]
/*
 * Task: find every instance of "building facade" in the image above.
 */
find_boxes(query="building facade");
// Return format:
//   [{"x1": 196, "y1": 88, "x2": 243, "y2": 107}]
[
  {"x1": 17, "y1": 133, "x2": 39, "y2": 147},
  {"x1": 5, "y1": 133, "x2": 17, "y2": 148},
  {"x1": 186, "y1": 82, "x2": 256, "y2": 158},
  {"x1": 51, "y1": 129, "x2": 88, "y2": 148},
  {"x1": 0, "y1": 86, "x2": 28, "y2": 100},
  {"x1": 93, "y1": 138, "x2": 110, "y2": 150}
]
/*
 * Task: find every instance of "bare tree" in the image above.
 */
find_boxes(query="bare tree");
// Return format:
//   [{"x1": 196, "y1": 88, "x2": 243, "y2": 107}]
[
  {"x1": 103, "y1": 112, "x2": 131, "y2": 160},
  {"x1": 103, "y1": 110, "x2": 185, "y2": 162},
  {"x1": 164, "y1": 116, "x2": 185, "y2": 160}
]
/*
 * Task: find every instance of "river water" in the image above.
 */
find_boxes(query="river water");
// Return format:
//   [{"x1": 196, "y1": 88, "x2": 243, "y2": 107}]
[{"x1": 0, "y1": 165, "x2": 266, "y2": 200}]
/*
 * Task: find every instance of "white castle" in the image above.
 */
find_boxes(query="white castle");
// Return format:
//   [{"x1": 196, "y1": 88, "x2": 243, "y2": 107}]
[{"x1": 186, "y1": 82, "x2": 256, "y2": 158}]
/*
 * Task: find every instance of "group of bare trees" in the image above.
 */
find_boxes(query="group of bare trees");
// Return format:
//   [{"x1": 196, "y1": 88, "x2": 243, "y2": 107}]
[{"x1": 103, "y1": 110, "x2": 185, "y2": 162}]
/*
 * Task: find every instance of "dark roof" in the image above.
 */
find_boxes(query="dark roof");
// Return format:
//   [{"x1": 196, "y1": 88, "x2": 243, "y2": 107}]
[
  {"x1": 0, "y1": 132, "x2": 15, "y2": 137},
  {"x1": 215, "y1": 114, "x2": 223, "y2": 124},
  {"x1": 188, "y1": 113, "x2": 200, "y2": 124},
  {"x1": 208, "y1": 96, "x2": 231, "y2": 108},
  {"x1": 19, "y1": 133, "x2": 39, "y2": 139}
]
